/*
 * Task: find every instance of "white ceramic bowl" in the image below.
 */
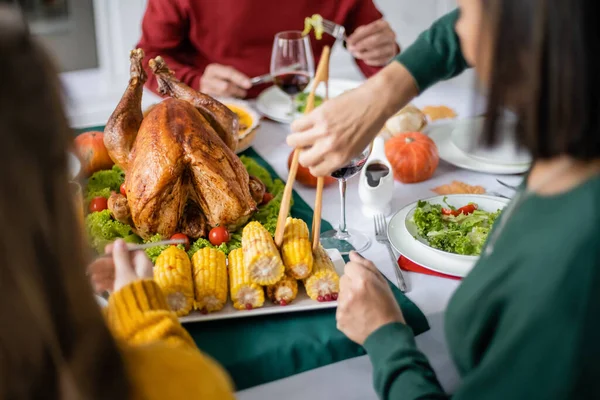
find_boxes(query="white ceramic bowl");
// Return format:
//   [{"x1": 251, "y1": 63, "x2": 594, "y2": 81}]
[{"x1": 403, "y1": 194, "x2": 508, "y2": 261}]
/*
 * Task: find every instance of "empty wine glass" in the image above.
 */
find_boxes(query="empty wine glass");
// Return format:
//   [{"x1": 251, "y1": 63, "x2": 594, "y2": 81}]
[
  {"x1": 320, "y1": 144, "x2": 373, "y2": 255},
  {"x1": 270, "y1": 31, "x2": 315, "y2": 121}
]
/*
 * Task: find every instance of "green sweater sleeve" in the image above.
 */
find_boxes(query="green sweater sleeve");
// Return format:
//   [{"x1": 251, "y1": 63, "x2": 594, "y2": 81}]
[
  {"x1": 394, "y1": 9, "x2": 469, "y2": 92},
  {"x1": 363, "y1": 323, "x2": 448, "y2": 399}
]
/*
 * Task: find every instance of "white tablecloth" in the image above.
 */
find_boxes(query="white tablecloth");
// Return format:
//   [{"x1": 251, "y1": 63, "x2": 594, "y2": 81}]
[{"x1": 237, "y1": 80, "x2": 522, "y2": 399}]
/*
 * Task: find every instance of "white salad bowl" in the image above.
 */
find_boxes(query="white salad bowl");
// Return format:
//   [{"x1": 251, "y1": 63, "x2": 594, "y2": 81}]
[{"x1": 388, "y1": 194, "x2": 509, "y2": 277}]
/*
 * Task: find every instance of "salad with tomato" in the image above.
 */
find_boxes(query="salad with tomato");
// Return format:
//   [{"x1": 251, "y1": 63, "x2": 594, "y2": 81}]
[{"x1": 411, "y1": 197, "x2": 502, "y2": 256}]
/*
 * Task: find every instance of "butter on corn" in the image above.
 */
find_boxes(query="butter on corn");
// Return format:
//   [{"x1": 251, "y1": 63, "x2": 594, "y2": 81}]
[
  {"x1": 228, "y1": 248, "x2": 264, "y2": 310},
  {"x1": 191, "y1": 248, "x2": 228, "y2": 312},
  {"x1": 242, "y1": 221, "x2": 284, "y2": 285},
  {"x1": 266, "y1": 274, "x2": 298, "y2": 306},
  {"x1": 154, "y1": 246, "x2": 194, "y2": 316},
  {"x1": 281, "y1": 217, "x2": 313, "y2": 279},
  {"x1": 304, "y1": 245, "x2": 340, "y2": 302}
]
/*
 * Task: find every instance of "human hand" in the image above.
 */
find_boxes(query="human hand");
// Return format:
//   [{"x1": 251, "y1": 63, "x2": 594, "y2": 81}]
[
  {"x1": 200, "y1": 64, "x2": 251, "y2": 98},
  {"x1": 336, "y1": 251, "x2": 405, "y2": 345},
  {"x1": 287, "y1": 62, "x2": 417, "y2": 176},
  {"x1": 87, "y1": 239, "x2": 154, "y2": 293},
  {"x1": 347, "y1": 19, "x2": 398, "y2": 66}
]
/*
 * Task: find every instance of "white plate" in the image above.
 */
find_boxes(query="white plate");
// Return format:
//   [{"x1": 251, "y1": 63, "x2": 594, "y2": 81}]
[
  {"x1": 180, "y1": 248, "x2": 343, "y2": 323},
  {"x1": 451, "y1": 117, "x2": 531, "y2": 165},
  {"x1": 68, "y1": 152, "x2": 81, "y2": 180},
  {"x1": 429, "y1": 123, "x2": 530, "y2": 175},
  {"x1": 256, "y1": 78, "x2": 362, "y2": 124},
  {"x1": 388, "y1": 195, "x2": 509, "y2": 277}
]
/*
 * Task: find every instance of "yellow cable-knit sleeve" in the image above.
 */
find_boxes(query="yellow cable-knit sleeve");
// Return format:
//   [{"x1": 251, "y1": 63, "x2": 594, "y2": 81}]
[{"x1": 106, "y1": 279, "x2": 196, "y2": 349}]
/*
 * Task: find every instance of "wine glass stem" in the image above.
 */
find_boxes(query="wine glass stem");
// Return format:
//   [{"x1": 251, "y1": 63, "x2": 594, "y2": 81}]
[
  {"x1": 338, "y1": 178, "x2": 348, "y2": 236},
  {"x1": 289, "y1": 95, "x2": 295, "y2": 118}
]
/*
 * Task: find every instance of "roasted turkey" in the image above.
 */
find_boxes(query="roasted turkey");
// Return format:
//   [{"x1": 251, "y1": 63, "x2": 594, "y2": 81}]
[{"x1": 104, "y1": 49, "x2": 257, "y2": 240}]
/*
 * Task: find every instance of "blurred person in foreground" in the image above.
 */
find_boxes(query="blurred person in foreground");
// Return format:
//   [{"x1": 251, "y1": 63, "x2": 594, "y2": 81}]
[
  {"x1": 137, "y1": 0, "x2": 400, "y2": 98},
  {"x1": 289, "y1": 0, "x2": 600, "y2": 398},
  {"x1": 0, "y1": 6, "x2": 233, "y2": 399}
]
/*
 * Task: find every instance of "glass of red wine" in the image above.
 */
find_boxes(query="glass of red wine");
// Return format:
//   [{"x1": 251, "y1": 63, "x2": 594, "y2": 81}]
[
  {"x1": 270, "y1": 31, "x2": 315, "y2": 121},
  {"x1": 320, "y1": 144, "x2": 373, "y2": 255}
]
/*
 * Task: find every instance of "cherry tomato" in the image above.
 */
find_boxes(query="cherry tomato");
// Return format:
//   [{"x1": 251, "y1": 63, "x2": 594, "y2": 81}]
[
  {"x1": 457, "y1": 204, "x2": 478, "y2": 215},
  {"x1": 442, "y1": 204, "x2": 478, "y2": 217},
  {"x1": 261, "y1": 192, "x2": 274, "y2": 205},
  {"x1": 120, "y1": 182, "x2": 127, "y2": 196},
  {"x1": 88, "y1": 196, "x2": 108, "y2": 213},
  {"x1": 209, "y1": 226, "x2": 230, "y2": 246},
  {"x1": 170, "y1": 233, "x2": 190, "y2": 251}
]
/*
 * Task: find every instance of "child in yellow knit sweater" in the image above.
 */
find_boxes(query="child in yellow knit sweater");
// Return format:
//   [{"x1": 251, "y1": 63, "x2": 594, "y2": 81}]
[
  {"x1": 90, "y1": 240, "x2": 235, "y2": 400},
  {"x1": 0, "y1": 7, "x2": 233, "y2": 398}
]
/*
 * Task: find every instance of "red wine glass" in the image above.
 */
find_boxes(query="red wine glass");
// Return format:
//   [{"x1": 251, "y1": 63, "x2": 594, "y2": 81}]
[
  {"x1": 320, "y1": 143, "x2": 373, "y2": 255},
  {"x1": 270, "y1": 31, "x2": 315, "y2": 121}
]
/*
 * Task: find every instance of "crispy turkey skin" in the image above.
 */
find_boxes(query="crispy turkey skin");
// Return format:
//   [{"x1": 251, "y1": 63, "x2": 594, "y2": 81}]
[{"x1": 104, "y1": 50, "x2": 256, "y2": 240}]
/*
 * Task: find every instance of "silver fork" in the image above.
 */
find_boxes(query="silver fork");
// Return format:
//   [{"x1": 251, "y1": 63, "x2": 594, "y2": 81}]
[
  {"x1": 374, "y1": 214, "x2": 408, "y2": 292},
  {"x1": 487, "y1": 191, "x2": 511, "y2": 200},
  {"x1": 496, "y1": 179, "x2": 518, "y2": 191},
  {"x1": 322, "y1": 19, "x2": 347, "y2": 42}
]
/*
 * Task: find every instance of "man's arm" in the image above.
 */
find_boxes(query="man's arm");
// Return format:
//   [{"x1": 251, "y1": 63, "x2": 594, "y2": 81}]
[
  {"x1": 136, "y1": 0, "x2": 206, "y2": 95},
  {"x1": 395, "y1": 9, "x2": 469, "y2": 92}
]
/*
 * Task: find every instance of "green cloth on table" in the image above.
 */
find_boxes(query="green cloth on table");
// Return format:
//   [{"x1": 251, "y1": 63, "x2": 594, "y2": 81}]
[
  {"x1": 74, "y1": 129, "x2": 430, "y2": 391},
  {"x1": 363, "y1": 175, "x2": 600, "y2": 399},
  {"x1": 394, "y1": 9, "x2": 469, "y2": 92}
]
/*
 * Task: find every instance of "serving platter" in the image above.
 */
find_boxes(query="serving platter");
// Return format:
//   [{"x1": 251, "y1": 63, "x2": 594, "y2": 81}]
[
  {"x1": 388, "y1": 195, "x2": 508, "y2": 277},
  {"x1": 256, "y1": 78, "x2": 361, "y2": 123},
  {"x1": 97, "y1": 249, "x2": 344, "y2": 322},
  {"x1": 180, "y1": 248, "x2": 343, "y2": 323}
]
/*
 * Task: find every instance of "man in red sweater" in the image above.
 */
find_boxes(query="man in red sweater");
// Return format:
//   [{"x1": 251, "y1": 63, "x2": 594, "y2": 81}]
[{"x1": 137, "y1": 0, "x2": 399, "y2": 98}]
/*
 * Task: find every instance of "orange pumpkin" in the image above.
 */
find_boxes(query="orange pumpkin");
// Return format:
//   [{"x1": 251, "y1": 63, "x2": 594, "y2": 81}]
[
  {"x1": 287, "y1": 150, "x2": 336, "y2": 188},
  {"x1": 385, "y1": 132, "x2": 439, "y2": 183},
  {"x1": 74, "y1": 131, "x2": 114, "y2": 176}
]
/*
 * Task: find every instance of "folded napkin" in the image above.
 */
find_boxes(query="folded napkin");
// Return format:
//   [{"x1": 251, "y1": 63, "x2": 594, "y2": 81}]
[{"x1": 398, "y1": 256, "x2": 462, "y2": 280}]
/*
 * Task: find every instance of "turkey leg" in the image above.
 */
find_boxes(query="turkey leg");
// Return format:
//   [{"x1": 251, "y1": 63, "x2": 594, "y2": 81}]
[
  {"x1": 104, "y1": 48, "x2": 147, "y2": 171},
  {"x1": 149, "y1": 56, "x2": 239, "y2": 151}
]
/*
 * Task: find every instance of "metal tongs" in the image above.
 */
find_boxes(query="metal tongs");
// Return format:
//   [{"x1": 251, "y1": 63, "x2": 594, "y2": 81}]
[{"x1": 274, "y1": 46, "x2": 331, "y2": 251}]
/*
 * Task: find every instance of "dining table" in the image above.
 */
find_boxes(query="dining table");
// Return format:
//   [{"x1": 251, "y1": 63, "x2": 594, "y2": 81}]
[
  {"x1": 234, "y1": 78, "x2": 523, "y2": 399},
  {"x1": 75, "y1": 76, "x2": 522, "y2": 399}
]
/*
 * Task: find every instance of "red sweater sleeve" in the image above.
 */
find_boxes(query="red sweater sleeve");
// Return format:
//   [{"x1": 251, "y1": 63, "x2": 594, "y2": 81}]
[
  {"x1": 136, "y1": 0, "x2": 207, "y2": 95},
  {"x1": 344, "y1": 0, "x2": 399, "y2": 77}
]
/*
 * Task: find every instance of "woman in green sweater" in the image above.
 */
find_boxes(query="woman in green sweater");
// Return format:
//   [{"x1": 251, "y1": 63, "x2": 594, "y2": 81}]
[{"x1": 290, "y1": 0, "x2": 600, "y2": 399}]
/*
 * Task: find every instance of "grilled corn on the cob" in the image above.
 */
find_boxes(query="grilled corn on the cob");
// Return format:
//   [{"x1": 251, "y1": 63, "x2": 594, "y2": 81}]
[
  {"x1": 242, "y1": 221, "x2": 284, "y2": 285},
  {"x1": 228, "y1": 248, "x2": 265, "y2": 310},
  {"x1": 281, "y1": 217, "x2": 313, "y2": 279},
  {"x1": 154, "y1": 246, "x2": 194, "y2": 316},
  {"x1": 266, "y1": 274, "x2": 298, "y2": 305},
  {"x1": 304, "y1": 245, "x2": 340, "y2": 302},
  {"x1": 191, "y1": 248, "x2": 228, "y2": 312}
]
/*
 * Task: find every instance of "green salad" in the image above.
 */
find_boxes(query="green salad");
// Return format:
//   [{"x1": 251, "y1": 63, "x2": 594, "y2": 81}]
[
  {"x1": 84, "y1": 156, "x2": 288, "y2": 262},
  {"x1": 296, "y1": 92, "x2": 323, "y2": 113},
  {"x1": 411, "y1": 197, "x2": 502, "y2": 256}
]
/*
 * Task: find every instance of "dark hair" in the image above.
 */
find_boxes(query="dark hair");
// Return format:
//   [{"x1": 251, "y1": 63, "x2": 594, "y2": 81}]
[
  {"x1": 0, "y1": 6, "x2": 130, "y2": 399},
  {"x1": 482, "y1": 0, "x2": 599, "y2": 160}
]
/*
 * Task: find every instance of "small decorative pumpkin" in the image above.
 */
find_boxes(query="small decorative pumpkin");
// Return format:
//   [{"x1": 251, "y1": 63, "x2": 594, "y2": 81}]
[
  {"x1": 385, "y1": 132, "x2": 439, "y2": 183},
  {"x1": 74, "y1": 131, "x2": 114, "y2": 176},
  {"x1": 287, "y1": 150, "x2": 336, "y2": 188}
]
